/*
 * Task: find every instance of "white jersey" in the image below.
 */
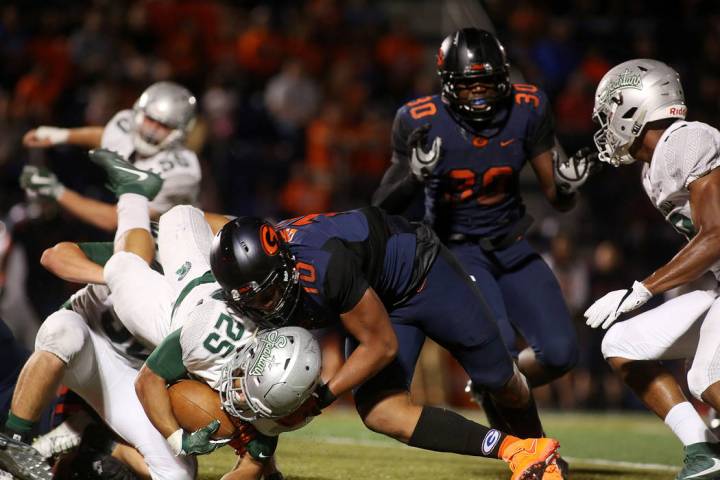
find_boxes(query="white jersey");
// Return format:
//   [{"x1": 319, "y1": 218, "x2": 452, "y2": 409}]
[
  {"x1": 641, "y1": 120, "x2": 720, "y2": 278},
  {"x1": 101, "y1": 110, "x2": 201, "y2": 213},
  {"x1": 178, "y1": 293, "x2": 255, "y2": 388}
]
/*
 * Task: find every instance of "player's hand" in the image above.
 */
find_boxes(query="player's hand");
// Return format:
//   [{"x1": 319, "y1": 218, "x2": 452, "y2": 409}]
[
  {"x1": 168, "y1": 419, "x2": 230, "y2": 456},
  {"x1": 584, "y1": 281, "x2": 652, "y2": 329},
  {"x1": 408, "y1": 124, "x2": 442, "y2": 181},
  {"x1": 22, "y1": 127, "x2": 69, "y2": 148},
  {"x1": 19, "y1": 165, "x2": 66, "y2": 200},
  {"x1": 277, "y1": 394, "x2": 322, "y2": 428},
  {"x1": 554, "y1": 146, "x2": 600, "y2": 194}
]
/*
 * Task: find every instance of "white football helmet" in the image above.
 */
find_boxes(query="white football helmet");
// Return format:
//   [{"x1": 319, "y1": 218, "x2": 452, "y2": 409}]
[
  {"x1": 593, "y1": 59, "x2": 686, "y2": 166},
  {"x1": 219, "y1": 327, "x2": 321, "y2": 422},
  {"x1": 132, "y1": 81, "x2": 196, "y2": 157}
]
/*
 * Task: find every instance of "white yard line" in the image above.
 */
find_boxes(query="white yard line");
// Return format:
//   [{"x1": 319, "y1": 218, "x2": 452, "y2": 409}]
[{"x1": 301, "y1": 434, "x2": 679, "y2": 472}]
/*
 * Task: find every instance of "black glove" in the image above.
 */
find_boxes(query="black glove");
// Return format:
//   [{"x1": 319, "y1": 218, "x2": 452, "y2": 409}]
[
  {"x1": 553, "y1": 146, "x2": 601, "y2": 194},
  {"x1": 408, "y1": 124, "x2": 442, "y2": 181}
]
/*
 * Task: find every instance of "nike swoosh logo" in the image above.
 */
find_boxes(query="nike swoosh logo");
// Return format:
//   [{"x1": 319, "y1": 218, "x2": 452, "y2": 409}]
[
  {"x1": 257, "y1": 453, "x2": 270, "y2": 458},
  {"x1": 29, "y1": 174, "x2": 54, "y2": 185},
  {"x1": 500, "y1": 139, "x2": 515, "y2": 147},
  {"x1": 114, "y1": 166, "x2": 149, "y2": 181},
  {"x1": 686, "y1": 458, "x2": 720, "y2": 478}
]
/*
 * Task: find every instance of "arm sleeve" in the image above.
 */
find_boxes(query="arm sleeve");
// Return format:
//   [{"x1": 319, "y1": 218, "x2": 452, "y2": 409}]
[
  {"x1": 322, "y1": 241, "x2": 369, "y2": 314},
  {"x1": 145, "y1": 328, "x2": 188, "y2": 382},
  {"x1": 78, "y1": 242, "x2": 114, "y2": 266},
  {"x1": 525, "y1": 90, "x2": 556, "y2": 158},
  {"x1": 371, "y1": 109, "x2": 422, "y2": 213}
]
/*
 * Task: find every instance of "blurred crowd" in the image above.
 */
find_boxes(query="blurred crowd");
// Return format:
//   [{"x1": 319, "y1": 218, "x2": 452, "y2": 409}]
[{"x1": 1, "y1": 0, "x2": 719, "y2": 411}]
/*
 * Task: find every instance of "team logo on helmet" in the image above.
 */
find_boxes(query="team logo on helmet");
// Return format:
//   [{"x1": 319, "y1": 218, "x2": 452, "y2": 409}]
[
  {"x1": 249, "y1": 330, "x2": 289, "y2": 376},
  {"x1": 436, "y1": 48, "x2": 445, "y2": 68},
  {"x1": 599, "y1": 68, "x2": 642, "y2": 103},
  {"x1": 260, "y1": 224, "x2": 280, "y2": 256}
]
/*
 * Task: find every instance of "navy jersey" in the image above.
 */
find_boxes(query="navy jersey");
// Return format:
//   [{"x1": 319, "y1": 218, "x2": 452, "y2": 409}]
[
  {"x1": 276, "y1": 207, "x2": 439, "y2": 328},
  {"x1": 374, "y1": 85, "x2": 554, "y2": 240}
]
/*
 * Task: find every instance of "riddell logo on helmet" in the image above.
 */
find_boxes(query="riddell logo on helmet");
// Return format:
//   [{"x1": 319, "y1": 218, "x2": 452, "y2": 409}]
[
  {"x1": 669, "y1": 106, "x2": 687, "y2": 116},
  {"x1": 260, "y1": 225, "x2": 279, "y2": 256}
]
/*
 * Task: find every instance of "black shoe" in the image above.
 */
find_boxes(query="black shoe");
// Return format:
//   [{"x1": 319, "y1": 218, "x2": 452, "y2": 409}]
[{"x1": 0, "y1": 432, "x2": 52, "y2": 480}]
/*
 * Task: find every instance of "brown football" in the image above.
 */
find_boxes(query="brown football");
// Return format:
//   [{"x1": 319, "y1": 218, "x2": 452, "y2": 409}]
[{"x1": 168, "y1": 379, "x2": 237, "y2": 440}]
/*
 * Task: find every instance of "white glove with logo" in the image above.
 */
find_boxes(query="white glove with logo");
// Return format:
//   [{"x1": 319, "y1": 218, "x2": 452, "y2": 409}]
[
  {"x1": 584, "y1": 281, "x2": 653, "y2": 330},
  {"x1": 554, "y1": 146, "x2": 600, "y2": 194},
  {"x1": 19, "y1": 165, "x2": 66, "y2": 200},
  {"x1": 408, "y1": 124, "x2": 442, "y2": 181}
]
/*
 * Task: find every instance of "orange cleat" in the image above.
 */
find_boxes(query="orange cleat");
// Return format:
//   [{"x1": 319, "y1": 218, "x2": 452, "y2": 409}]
[{"x1": 500, "y1": 437, "x2": 560, "y2": 480}]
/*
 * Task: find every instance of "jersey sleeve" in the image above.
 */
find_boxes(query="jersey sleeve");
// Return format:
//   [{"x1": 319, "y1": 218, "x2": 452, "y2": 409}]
[
  {"x1": 101, "y1": 110, "x2": 134, "y2": 159},
  {"x1": 662, "y1": 124, "x2": 720, "y2": 188},
  {"x1": 371, "y1": 107, "x2": 423, "y2": 213},
  {"x1": 145, "y1": 328, "x2": 188, "y2": 382},
  {"x1": 322, "y1": 240, "x2": 369, "y2": 314},
  {"x1": 523, "y1": 88, "x2": 556, "y2": 158},
  {"x1": 150, "y1": 150, "x2": 202, "y2": 213}
]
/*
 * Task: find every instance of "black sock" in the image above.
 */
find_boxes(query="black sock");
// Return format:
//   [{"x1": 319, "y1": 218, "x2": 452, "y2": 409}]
[
  {"x1": 480, "y1": 392, "x2": 513, "y2": 432},
  {"x1": 408, "y1": 406, "x2": 508, "y2": 459},
  {"x1": 492, "y1": 395, "x2": 545, "y2": 439}
]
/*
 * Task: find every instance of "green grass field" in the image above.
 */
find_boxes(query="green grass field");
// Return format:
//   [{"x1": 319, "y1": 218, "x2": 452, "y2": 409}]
[{"x1": 198, "y1": 408, "x2": 681, "y2": 479}]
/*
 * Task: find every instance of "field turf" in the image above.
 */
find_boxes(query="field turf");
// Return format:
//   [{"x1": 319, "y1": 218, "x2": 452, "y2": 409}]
[{"x1": 198, "y1": 409, "x2": 681, "y2": 479}]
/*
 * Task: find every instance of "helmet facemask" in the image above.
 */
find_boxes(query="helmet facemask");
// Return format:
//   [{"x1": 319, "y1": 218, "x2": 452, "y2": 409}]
[
  {"x1": 441, "y1": 72, "x2": 511, "y2": 122},
  {"x1": 226, "y1": 248, "x2": 301, "y2": 329}
]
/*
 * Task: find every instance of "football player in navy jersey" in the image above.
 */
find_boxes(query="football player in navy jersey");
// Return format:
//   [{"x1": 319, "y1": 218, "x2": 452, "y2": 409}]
[
  {"x1": 373, "y1": 28, "x2": 595, "y2": 436},
  {"x1": 211, "y1": 208, "x2": 563, "y2": 479}
]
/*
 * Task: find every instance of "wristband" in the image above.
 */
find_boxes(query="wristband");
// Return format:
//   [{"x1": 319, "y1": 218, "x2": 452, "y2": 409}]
[
  {"x1": 315, "y1": 383, "x2": 338, "y2": 409},
  {"x1": 35, "y1": 126, "x2": 70, "y2": 145},
  {"x1": 166, "y1": 428, "x2": 185, "y2": 456}
]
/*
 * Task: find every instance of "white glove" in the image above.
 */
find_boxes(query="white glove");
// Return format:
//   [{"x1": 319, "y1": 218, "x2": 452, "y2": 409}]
[
  {"x1": 584, "y1": 281, "x2": 653, "y2": 330},
  {"x1": 19, "y1": 165, "x2": 66, "y2": 200},
  {"x1": 554, "y1": 146, "x2": 600, "y2": 194},
  {"x1": 408, "y1": 124, "x2": 442, "y2": 181},
  {"x1": 34, "y1": 126, "x2": 70, "y2": 144}
]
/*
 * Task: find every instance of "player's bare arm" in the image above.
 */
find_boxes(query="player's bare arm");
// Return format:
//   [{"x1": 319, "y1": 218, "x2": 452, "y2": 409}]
[
  {"x1": 220, "y1": 455, "x2": 264, "y2": 480},
  {"x1": 328, "y1": 287, "x2": 398, "y2": 399},
  {"x1": 642, "y1": 167, "x2": 720, "y2": 294},
  {"x1": 23, "y1": 126, "x2": 104, "y2": 149},
  {"x1": 40, "y1": 242, "x2": 105, "y2": 285},
  {"x1": 531, "y1": 149, "x2": 576, "y2": 212},
  {"x1": 135, "y1": 365, "x2": 182, "y2": 439}
]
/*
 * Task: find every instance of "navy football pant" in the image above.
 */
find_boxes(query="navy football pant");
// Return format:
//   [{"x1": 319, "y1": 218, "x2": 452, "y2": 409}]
[
  {"x1": 352, "y1": 246, "x2": 515, "y2": 404},
  {"x1": 449, "y1": 239, "x2": 578, "y2": 375}
]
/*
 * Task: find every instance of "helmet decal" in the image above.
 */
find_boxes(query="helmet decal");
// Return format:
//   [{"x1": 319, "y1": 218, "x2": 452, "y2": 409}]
[
  {"x1": 260, "y1": 224, "x2": 280, "y2": 256},
  {"x1": 248, "y1": 330, "x2": 289, "y2": 376},
  {"x1": 436, "y1": 48, "x2": 444, "y2": 68}
]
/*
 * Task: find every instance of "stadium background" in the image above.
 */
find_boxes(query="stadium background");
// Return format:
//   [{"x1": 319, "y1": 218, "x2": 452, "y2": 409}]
[{"x1": 0, "y1": 0, "x2": 718, "y2": 414}]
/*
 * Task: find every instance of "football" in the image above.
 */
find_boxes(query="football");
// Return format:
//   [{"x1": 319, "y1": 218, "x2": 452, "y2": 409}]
[{"x1": 168, "y1": 379, "x2": 237, "y2": 440}]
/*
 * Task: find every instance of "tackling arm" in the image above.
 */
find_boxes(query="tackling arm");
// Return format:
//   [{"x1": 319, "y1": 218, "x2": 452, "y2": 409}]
[
  {"x1": 135, "y1": 364, "x2": 182, "y2": 440},
  {"x1": 323, "y1": 288, "x2": 398, "y2": 401},
  {"x1": 220, "y1": 455, "x2": 265, "y2": 480},
  {"x1": 642, "y1": 167, "x2": 720, "y2": 294}
]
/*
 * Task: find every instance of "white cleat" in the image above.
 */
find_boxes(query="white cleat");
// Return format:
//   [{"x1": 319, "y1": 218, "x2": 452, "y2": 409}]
[{"x1": 31, "y1": 410, "x2": 93, "y2": 460}]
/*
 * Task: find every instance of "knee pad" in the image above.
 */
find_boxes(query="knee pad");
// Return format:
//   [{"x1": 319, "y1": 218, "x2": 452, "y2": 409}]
[
  {"x1": 535, "y1": 338, "x2": 579, "y2": 374},
  {"x1": 687, "y1": 361, "x2": 720, "y2": 401},
  {"x1": 104, "y1": 251, "x2": 147, "y2": 286},
  {"x1": 35, "y1": 310, "x2": 89, "y2": 364},
  {"x1": 600, "y1": 322, "x2": 629, "y2": 360}
]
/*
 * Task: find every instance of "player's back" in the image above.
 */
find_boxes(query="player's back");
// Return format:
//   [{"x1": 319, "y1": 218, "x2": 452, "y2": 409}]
[
  {"x1": 393, "y1": 85, "x2": 553, "y2": 240},
  {"x1": 276, "y1": 207, "x2": 439, "y2": 327}
]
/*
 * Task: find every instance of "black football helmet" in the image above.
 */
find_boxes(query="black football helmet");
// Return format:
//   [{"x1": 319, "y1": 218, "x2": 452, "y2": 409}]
[
  {"x1": 437, "y1": 28, "x2": 511, "y2": 122},
  {"x1": 210, "y1": 217, "x2": 300, "y2": 329}
]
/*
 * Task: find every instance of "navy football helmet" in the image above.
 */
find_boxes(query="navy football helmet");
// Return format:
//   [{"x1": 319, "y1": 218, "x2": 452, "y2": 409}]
[
  {"x1": 437, "y1": 28, "x2": 511, "y2": 122},
  {"x1": 210, "y1": 217, "x2": 300, "y2": 328}
]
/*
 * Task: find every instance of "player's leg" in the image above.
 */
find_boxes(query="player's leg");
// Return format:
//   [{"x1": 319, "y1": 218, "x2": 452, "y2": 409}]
[
  {"x1": 350, "y1": 324, "x2": 559, "y2": 480},
  {"x1": 446, "y1": 243, "x2": 522, "y2": 431},
  {"x1": 77, "y1": 329, "x2": 196, "y2": 480},
  {"x1": 417, "y1": 247, "x2": 546, "y2": 438},
  {"x1": 496, "y1": 249, "x2": 578, "y2": 387},
  {"x1": 156, "y1": 205, "x2": 219, "y2": 329},
  {"x1": 602, "y1": 290, "x2": 720, "y2": 479}
]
